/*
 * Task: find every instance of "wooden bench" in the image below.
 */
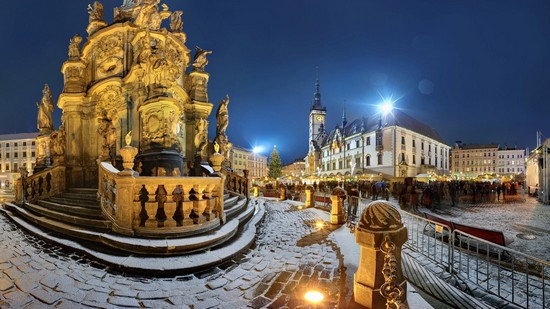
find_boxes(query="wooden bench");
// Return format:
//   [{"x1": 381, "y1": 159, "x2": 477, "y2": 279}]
[
  {"x1": 422, "y1": 212, "x2": 506, "y2": 247},
  {"x1": 452, "y1": 222, "x2": 506, "y2": 247}
]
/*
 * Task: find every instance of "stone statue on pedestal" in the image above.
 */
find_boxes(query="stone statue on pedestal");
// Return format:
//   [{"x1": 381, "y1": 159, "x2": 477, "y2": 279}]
[
  {"x1": 192, "y1": 46, "x2": 212, "y2": 72},
  {"x1": 132, "y1": 0, "x2": 171, "y2": 30},
  {"x1": 87, "y1": 1, "x2": 104, "y2": 23},
  {"x1": 97, "y1": 109, "x2": 116, "y2": 161},
  {"x1": 68, "y1": 34, "x2": 82, "y2": 59},
  {"x1": 37, "y1": 84, "x2": 54, "y2": 135},
  {"x1": 216, "y1": 95, "x2": 229, "y2": 136},
  {"x1": 170, "y1": 11, "x2": 183, "y2": 32},
  {"x1": 194, "y1": 118, "x2": 208, "y2": 154}
]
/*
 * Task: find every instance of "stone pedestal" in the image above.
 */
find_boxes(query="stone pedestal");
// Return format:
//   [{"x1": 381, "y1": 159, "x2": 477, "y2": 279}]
[
  {"x1": 354, "y1": 201, "x2": 408, "y2": 309},
  {"x1": 280, "y1": 185, "x2": 287, "y2": 201},
  {"x1": 253, "y1": 186, "x2": 259, "y2": 198},
  {"x1": 119, "y1": 146, "x2": 138, "y2": 176},
  {"x1": 305, "y1": 185, "x2": 315, "y2": 208},
  {"x1": 34, "y1": 135, "x2": 51, "y2": 173},
  {"x1": 330, "y1": 187, "x2": 346, "y2": 225},
  {"x1": 209, "y1": 152, "x2": 224, "y2": 173}
]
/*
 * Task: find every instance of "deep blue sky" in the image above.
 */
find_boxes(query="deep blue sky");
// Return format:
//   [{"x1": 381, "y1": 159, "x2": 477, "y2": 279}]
[{"x1": 1, "y1": 0, "x2": 549, "y2": 164}]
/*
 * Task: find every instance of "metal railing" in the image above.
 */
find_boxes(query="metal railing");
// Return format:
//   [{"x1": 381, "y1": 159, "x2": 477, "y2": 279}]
[{"x1": 344, "y1": 195, "x2": 550, "y2": 308}]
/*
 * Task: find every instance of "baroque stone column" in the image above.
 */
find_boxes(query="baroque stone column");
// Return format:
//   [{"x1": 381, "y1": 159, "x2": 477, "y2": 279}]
[
  {"x1": 354, "y1": 201, "x2": 408, "y2": 309},
  {"x1": 137, "y1": 97, "x2": 184, "y2": 176}
]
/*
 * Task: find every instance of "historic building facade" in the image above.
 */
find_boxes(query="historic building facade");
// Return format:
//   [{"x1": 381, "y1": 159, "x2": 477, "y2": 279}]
[
  {"x1": 229, "y1": 146, "x2": 267, "y2": 180},
  {"x1": 451, "y1": 142, "x2": 525, "y2": 179},
  {"x1": 282, "y1": 159, "x2": 306, "y2": 178},
  {"x1": 305, "y1": 80, "x2": 451, "y2": 178},
  {"x1": 0, "y1": 133, "x2": 39, "y2": 188},
  {"x1": 526, "y1": 138, "x2": 549, "y2": 203}
]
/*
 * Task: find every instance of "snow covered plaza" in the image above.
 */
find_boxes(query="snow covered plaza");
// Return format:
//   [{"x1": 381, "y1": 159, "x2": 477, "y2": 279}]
[{"x1": 0, "y1": 194, "x2": 549, "y2": 308}]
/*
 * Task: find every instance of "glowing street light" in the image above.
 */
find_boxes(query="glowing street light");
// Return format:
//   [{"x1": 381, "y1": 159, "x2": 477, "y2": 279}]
[
  {"x1": 252, "y1": 146, "x2": 263, "y2": 154},
  {"x1": 305, "y1": 290, "x2": 324, "y2": 304}
]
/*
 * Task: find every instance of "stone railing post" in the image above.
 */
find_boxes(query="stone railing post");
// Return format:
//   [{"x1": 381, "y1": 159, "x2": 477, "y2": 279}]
[
  {"x1": 305, "y1": 185, "x2": 315, "y2": 208},
  {"x1": 280, "y1": 184, "x2": 287, "y2": 201},
  {"x1": 243, "y1": 170, "x2": 249, "y2": 198},
  {"x1": 330, "y1": 187, "x2": 346, "y2": 224},
  {"x1": 113, "y1": 145, "x2": 139, "y2": 236},
  {"x1": 354, "y1": 201, "x2": 408, "y2": 309}
]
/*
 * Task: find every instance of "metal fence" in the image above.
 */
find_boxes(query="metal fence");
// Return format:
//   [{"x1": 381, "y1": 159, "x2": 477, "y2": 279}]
[{"x1": 346, "y1": 195, "x2": 550, "y2": 309}]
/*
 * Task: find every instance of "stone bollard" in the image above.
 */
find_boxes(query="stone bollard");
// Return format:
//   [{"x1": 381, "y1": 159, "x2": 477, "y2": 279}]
[
  {"x1": 330, "y1": 187, "x2": 346, "y2": 224},
  {"x1": 349, "y1": 188, "x2": 360, "y2": 219},
  {"x1": 280, "y1": 184, "x2": 287, "y2": 201},
  {"x1": 354, "y1": 201, "x2": 408, "y2": 309},
  {"x1": 305, "y1": 185, "x2": 315, "y2": 208}
]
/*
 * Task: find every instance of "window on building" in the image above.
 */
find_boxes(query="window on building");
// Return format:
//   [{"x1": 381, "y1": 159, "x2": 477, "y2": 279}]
[
  {"x1": 366, "y1": 155, "x2": 371, "y2": 166},
  {"x1": 347, "y1": 143, "x2": 350, "y2": 151},
  {"x1": 421, "y1": 142, "x2": 424, "y2": 150},
  {"x1": 355, "y1": 157, "x2": 360, "y2": 167},
  {"x1": 412, "y1": 155, "x2": 416, "y2": 164},
  {"x1": 377, "y1": 154, "x2": 383, "y2": 165},
  {"x1": 23, "y1": 142, "x2": 26, "y2": 146},
  {"x1": 14, "y1": 143, "x2": 17, "y2": 147},
  {"x1": 428, "y1": 145, "x2": 431, "y2": 152},
  {"x1": 14, "y1": 163, "x2": 18, "y2": 171},
  {"x1": 366, "y1": 136, "x2": 371, "y2": 146},
  {"x1": 412, "y1": 140, "x2": 416, "y2": 148},
  {"x1": 429, "y1": 158, "x2": 432, "y2": 165},
  {"x1": 401, "y1": 136, "x2": 405, "y2": 145},
  {"x1": 31, "y1": 151, "x2": 35, "y2": 157},
  {"x1": 14, "y1": 153, "x2": 18, "y2": 158},
  {"x1": 356, "y1": 140, "x2": 360, "y2": 148},
  {"x1": 6, "y1": 153, "x2": 9, "y2": 159},
  {"x1": 421, "y1": 157, "x2": 425, "y2": 165},
  {"x1": 401, "y1": 153, "x2": 405, "y2": 162},
  {"x1": 5, "y1": 164, "x2": 9, "y2": 171}
]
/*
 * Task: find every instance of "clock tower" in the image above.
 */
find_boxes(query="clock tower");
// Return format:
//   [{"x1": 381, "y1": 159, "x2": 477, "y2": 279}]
[{"x1": 306, "y1": 77, "x2": 326, "y2": 175}]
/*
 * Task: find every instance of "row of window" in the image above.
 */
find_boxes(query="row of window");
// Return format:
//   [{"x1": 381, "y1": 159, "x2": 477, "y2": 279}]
[
  {"x1": 0, "y1": 141, "x2": 36, "y2": 148},
  {"x1": 1, "y1": 162, "x2": 35, "y2": 172},
  {"x1": 0, "y1": 151, "x2": 35, "y2": 159},
  {"x1": 454, "y1": 152, "x2": 524, "y2": 159},
  {"x1": 322, "y1": 153, "x2": 448, "y2": 171},
  {"x1": 455, "y1": 167, "x2": 524, "y2": 173}
]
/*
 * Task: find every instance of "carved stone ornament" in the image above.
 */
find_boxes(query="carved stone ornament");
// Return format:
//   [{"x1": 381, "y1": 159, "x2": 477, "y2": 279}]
[
  {"x1": 68, "y1": 34, "x2": 82, "y2": 59},
  {"x1": 131, "y1": 0, "x2": 171, "y2": 30},
  {"x1": 170, "y1": 10, "x2": 183, "y2": 32},
  {"x1": 87, "y1": 1, "x2": 105, "y2": 23},
  {"x1": 194, "y1": 118, "x2": 208, "y2": 153},
  {"x1": 95, "y1": 85, "x2": 124, "y2": 121},
  {"x1": 192, "y1": 46, "x2": 212, "y2": 72},
  {"x1": 96, "y1": 34, "x2": 123, "y2": 62},
  {"x1": 358, "y1": 201, "x2": 404, "y2": 231}
]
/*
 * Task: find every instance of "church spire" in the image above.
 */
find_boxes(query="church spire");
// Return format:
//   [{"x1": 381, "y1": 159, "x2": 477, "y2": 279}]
[
  {"x1": 342, "y1": 102, "x2": 347, "y2": 128},
  {"x1": 311, "y1": 67, "x2": 325, "y2": 111}
]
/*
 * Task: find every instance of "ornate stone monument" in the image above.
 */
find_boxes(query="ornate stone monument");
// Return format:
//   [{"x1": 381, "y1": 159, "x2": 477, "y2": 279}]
[{"x1": 39, "y1": 0, "x2": 229, "y2": 186}]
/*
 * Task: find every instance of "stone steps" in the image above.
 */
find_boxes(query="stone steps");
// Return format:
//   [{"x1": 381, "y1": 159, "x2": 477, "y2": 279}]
[
  {"x1": 0, "y1": 199, "x2": 265, "y2": 274},
  {"x1": 11, "y1": 202, "x2": 111, "y2": 231},
  {"x1": 48, "y1": 196, "x2": 99, "y2": 209},
  {"x1": 36, "y1": 200, "x2": 104, "y2": 219},
  {"x1": 225, "y1": 198, "x2": 249, "y2": 221},
  {"x1": 2, "y1": 197, "x2": 256, "y2": 257}
]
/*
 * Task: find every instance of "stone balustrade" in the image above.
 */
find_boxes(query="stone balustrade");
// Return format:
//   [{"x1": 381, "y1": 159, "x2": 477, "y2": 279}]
[
  {"x1": 98, "y1": 162, "x2": 225, "y2": 237},
  {"x1": 221, "y1": 169, "x2": 249, "y2": 198},
  {"x1": 20, "y1": 165, "x2": 66, "y2": 203}
]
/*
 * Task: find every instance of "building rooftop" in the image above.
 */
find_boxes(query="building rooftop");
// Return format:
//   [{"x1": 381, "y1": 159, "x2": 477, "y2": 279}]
[
  {"x1": 0, "y1": 132, "x2": 39, "y2": 141},
  {"x1": 460, "y1": 144, "x2": 499, "y2": 150}
]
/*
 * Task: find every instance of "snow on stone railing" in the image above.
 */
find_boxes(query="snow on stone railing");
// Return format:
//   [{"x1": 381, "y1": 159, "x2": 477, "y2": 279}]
[
  {"x1": 19, "y1": 165, "x2": 66, "y2": 203},
  {"x1": 98, "y1": 162, "x2": 225, "y2": 237}
]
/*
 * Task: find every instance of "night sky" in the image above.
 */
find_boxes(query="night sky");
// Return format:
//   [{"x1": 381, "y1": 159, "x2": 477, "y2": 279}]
[{"x1": 1, "y1": 0, "x2": 549, "y2": 164}]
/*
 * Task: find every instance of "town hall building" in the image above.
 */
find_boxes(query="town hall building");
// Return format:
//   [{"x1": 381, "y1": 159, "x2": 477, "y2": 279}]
[{"x1": 305, "y1": 79, "x2": 451, "y2": 179}]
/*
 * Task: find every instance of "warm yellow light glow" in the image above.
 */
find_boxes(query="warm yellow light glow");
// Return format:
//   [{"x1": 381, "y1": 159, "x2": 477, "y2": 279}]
[
  {"x1": 305, "y1": 291, "x2": 324, "y2": 303},
  {"x1": 298, "y1": 206, "x2": 303, "y2": 210},
  {"x1": 315, "y1": 221, "x2": 325, "y2": 229}
]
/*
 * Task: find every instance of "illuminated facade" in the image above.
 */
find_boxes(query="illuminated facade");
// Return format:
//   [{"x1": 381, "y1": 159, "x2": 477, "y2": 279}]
[
  {"x1": 451, "y1": 142, "x2": 525, "y2": 178},
  {"x1": 229, "y1": 146, "x2": 267, "y2": 179},
  {"x1": 305, "y1": 78, "x2": 451, "y2": 178},
  {"x1": 0, "y1": 133, "x2": 39, "y2": 188},
  {"x1": 282, "y1": 160, "x2": 306, "y2": 178}
]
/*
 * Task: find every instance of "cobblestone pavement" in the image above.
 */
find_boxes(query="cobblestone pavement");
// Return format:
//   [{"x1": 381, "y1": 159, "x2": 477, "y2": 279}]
[{"x1": 0, "y1": 199, "x2": 349, "y2": 308}]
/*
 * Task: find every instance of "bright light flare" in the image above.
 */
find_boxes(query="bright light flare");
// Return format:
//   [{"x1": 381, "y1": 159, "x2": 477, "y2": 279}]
[
  {"x1": 305, "y1": 291, "x2": 324, "y2": 304},
  {"x1": 315, "y1": 221, "x2": 325, "y2": 229},
  {"x1": 380, "y1": 100, "x2": 393, "y2": 115},
  {"x1": 252, "y1": 146, "x2": 263, "y2": 154}
]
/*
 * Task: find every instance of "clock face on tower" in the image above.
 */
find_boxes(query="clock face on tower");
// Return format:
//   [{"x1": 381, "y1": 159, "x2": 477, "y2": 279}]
[{"x1": 316, "y1": 116, "x2": 322, "y2": 121}]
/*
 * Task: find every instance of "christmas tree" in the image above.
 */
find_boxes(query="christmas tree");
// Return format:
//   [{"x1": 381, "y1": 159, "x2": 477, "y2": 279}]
[{"x1": 268, "y1": 145, "x2": 282, "y2": 179}]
